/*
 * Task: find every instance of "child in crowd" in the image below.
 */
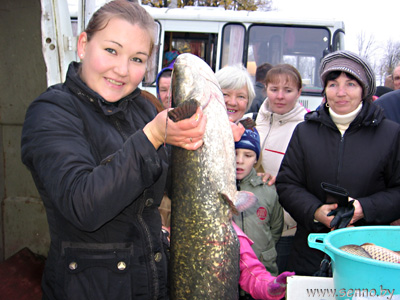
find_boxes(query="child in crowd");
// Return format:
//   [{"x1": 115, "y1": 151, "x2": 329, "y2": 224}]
[
  {"x1": 233, "y1": 127, "x2": 284, "y2": 298},
  {"x1": 235, "y1": 221, "x2": 294, "y2": 300}
]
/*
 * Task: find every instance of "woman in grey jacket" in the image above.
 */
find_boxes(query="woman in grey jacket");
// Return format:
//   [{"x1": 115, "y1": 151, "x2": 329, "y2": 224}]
[
  {"x1": 20, "y1": 1, "x2": 205, "y2": 299},
  {"x1": 276, "y1": 50, "x2": 400, "y2": 276}
]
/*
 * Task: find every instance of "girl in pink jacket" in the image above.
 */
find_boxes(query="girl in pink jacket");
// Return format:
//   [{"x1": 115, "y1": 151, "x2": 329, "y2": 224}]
[{"x1": 233, "y1": 222, "x2": 294, "y2": 300}]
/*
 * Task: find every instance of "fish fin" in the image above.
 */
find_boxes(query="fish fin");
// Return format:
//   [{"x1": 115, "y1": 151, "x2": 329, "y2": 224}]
[
  {"x1": 361, "y1": 243, "x2": 375, "y2": 246},
  {"x1": 235, "y1": 191, "x2": 258, "y2": 213},
  {"x1": 239, "y1": 117, "x2": 256, "y2": 129},
  {"x1": 221, "y1": 193, "x2": 239, "y2": 216},
  {"x1": 167, "y1": 99, "x2": 200, "y2": 122}
]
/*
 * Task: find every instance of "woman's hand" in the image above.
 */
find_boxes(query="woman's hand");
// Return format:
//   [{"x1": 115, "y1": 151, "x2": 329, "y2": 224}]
[
  {"x1": 349, "y1": 199, "x2": 364, "y2": 225},
  {"x1": 391, "y1": 219, "x2": 400, "y2": 226},
  {"x1": 257, "y1": 173, "x2": 276, "y2": 186},
  {"x1": 143, "y1": 106, "x2": 207, "y2": 150},
  {"x1": 314, "y1": 203, "x2": 338, "y2": 228},
  {"x1": 229, "y1": 118, "x2": 245, "y2": 142}
]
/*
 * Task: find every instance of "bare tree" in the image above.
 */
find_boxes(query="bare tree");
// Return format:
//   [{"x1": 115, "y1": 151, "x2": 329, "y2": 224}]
[
  {"x1": 357, "y1": 31, "x2": 377, "y2": 62},
  {"x1": 356, "y1": 32, "x2": 400, "y2": 86},
  {"x1": 142, "y1": 0, "x2": 273, "y2": 10},
  {"x1": 376, "y1": 40, "x2": 400, "y2": 85}
]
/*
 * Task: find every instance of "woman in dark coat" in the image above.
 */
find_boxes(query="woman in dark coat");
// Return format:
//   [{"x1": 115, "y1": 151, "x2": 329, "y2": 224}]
[
  {"x1": 276, "y1": 50, "x2": 400, "y2": 276},
  {"x1": 20, "y1": 1, "x2": 206, "y2": 299}
]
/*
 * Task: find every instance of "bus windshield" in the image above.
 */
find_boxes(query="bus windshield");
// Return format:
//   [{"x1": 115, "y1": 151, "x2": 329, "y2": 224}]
[{"x1": 222, "y1": 24, "x2": 332, "y2": 95}]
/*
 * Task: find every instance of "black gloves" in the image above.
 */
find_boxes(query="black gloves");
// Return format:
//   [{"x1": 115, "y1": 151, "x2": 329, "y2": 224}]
[
  {"x1": 327, "y1": 200, "x2": 355, "y2": 229},
  {"x1": 321, "y1": 182, "x2": 354, "y2": 229},
  {"x1": 321, "y1": 182, "x2": 349, "y2": 207}
]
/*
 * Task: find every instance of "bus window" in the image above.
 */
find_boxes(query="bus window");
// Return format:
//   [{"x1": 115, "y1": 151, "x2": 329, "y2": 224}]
[
  {"x1": 221, "y1": 24, "x2": 246, "y2": 68},
  {"x1": 247, "y1": 25, "x2": 331, "y2": 94},
  {"x1": 283, "y1": 55, "x2": 318, "y2": 93}
]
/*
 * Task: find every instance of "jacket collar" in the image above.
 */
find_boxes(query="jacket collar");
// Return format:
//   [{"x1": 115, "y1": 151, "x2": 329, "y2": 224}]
[
  {"x1": 305, "y1": 101, "x2": 384, "y2": 129},
  {"x1": 239, "y1": 168, "x2": 264, "y2": 187},
  {"x1": 257, "y1": 99, "x2": 307, "y2": 124}
]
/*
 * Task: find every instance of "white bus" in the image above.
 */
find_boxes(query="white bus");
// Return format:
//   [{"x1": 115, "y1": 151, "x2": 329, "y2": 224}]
[
  {"x1": 68, "y1": 2, "x2": 346, "y2": 110},
  {"x1": 140, "y1": 6, "x2": 345, "y2": 109}
]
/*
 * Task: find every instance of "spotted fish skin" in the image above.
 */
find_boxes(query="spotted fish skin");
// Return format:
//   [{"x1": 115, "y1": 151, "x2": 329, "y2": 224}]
[
  {"x1": 361, "y1": 243, "x2": 400, "y2": 263},
  {"x1": 340, "y1": 243, "x2": 400, "y2": 263},
  {"x1": 168, "y1": 53, "x2": 243, "y2": 300}
]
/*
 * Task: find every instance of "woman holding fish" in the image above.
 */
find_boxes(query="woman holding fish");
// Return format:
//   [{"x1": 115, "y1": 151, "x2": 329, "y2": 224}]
[
  {"x1": 276, "y1": 50, "x2": 400, "y2": 276},
  {"x1": 20, "y1": 1, "x2": 206, "y2": 299}
]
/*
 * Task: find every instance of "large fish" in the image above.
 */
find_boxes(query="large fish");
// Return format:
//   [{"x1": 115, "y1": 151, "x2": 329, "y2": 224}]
[
  {"x1": 340, "y1": 243, "x2": 400, "y2": 263},
  {"x1": 167, "y1": 53, "x2": 256, "y2": 300}
]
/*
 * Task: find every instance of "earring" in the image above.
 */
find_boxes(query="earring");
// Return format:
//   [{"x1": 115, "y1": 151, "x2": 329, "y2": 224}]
[
  {"x1": 325, "y1": 102, "x2": 330, "y2": 108},
  {"x1": 80, "y1": 54, "x2": 84, "y2": 58}
]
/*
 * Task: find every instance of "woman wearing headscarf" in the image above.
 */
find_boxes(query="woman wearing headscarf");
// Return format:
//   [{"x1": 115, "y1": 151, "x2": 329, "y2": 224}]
[{"x1": 276, "y1": 50, "x2": 400, "y2": 276}]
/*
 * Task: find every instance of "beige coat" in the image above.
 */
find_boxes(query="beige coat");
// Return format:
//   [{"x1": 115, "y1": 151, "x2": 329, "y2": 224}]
[{"x1": 256, "y1": 99, "x2": 307, "y2": 236}]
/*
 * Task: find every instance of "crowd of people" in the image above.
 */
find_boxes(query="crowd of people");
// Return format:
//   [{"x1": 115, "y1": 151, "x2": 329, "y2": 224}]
[{"x1": 20, "y1": 0, "x2": 400, "y2": 299}]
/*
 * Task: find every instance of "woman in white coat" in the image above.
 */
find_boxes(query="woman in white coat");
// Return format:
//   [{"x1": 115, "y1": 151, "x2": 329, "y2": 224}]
[{"x1": 255, "y1": 64, "x2": 307, "y2": 273}]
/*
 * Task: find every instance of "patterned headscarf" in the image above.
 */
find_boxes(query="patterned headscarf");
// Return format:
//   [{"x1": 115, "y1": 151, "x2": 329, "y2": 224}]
[{"x1": 319, "y1": 50, "x2": 376, "y2": 100}]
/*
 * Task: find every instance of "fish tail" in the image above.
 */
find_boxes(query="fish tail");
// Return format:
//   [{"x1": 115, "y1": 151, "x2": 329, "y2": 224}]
[
  {"x1": 221, "y1": 191, "x2": 258, "y2": 215},
  {"x1": 235, "y1": 191, "x2": 258, "y2": 213}
]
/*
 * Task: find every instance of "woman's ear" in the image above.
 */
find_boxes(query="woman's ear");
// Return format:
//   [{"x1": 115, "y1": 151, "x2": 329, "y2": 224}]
[
  {"x1": 77, "y1": 32, "x2": 88, "y2": 59},
  {"x1": 297, "y1": 88, "x2": 302, "y2": 99}
]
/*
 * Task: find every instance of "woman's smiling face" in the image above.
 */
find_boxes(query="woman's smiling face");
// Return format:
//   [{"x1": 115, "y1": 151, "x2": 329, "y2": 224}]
[
  {"x1": 223, "y1": 85, "x2": 249, "y2": 122},
  {"x1": 77, "y1": 18, "x2": 151, "y2": 102}
]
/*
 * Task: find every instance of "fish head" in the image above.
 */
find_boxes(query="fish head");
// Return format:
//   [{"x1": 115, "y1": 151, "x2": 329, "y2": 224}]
[{"x1": 171, "y1": 53, "x2": 222, "y2": 109}]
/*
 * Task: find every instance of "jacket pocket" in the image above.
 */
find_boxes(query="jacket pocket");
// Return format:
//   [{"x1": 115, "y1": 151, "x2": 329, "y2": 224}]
[{"x1": 61, "y1": 242, "x2": 134, "y2": 300}]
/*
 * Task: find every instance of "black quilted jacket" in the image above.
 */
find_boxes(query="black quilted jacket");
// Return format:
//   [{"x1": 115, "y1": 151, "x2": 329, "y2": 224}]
[
  {"x1": 276, "y1": 102, "x2": 400, "y2": 276},
  {"x1": 21, "y1": 62, "x2": 169, "y2": 300}
]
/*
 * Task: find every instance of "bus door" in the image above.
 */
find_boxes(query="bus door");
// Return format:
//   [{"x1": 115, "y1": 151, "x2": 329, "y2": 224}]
[
  {"x1": 142, "y1": 27, "x2": 218, "y2": 90},
  {"x1": 162, "y1": 31, "x2": 218, "y2": 70}
]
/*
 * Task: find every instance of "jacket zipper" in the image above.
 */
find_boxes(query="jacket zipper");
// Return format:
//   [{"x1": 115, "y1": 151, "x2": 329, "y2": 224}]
[
  {"x1": 336, "y1": 133, "x2": 345, "y2": 185},
  {"x1": 138, "y1": 213, "x2": 159, "y2": 300},
  {"x1": 107, "y1": 105, "x2": 160, "y2": 299},
  {"x1": 261, "y1": 113, "x2": 274, "y2": 152}
]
